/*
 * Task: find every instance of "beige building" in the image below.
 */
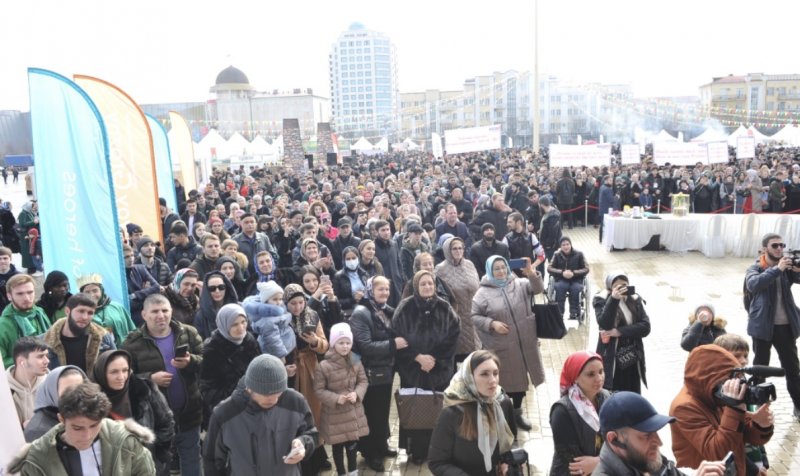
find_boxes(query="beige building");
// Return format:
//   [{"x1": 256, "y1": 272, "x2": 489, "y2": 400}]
[
  {"x1": 399, "y1": 71, "x2": 635, "y2": 147},
  {"x1": 699, "y1": 73, "x2": 800, "y2": 124}
]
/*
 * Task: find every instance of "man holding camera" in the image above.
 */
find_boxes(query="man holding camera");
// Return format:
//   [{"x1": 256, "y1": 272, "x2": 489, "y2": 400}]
[
  {"x1": 670, "y1": 345, "x2": 774, "y2": 475},
  {"x1": 745, "y1": 233, "x2": 800, "y2": 421}
]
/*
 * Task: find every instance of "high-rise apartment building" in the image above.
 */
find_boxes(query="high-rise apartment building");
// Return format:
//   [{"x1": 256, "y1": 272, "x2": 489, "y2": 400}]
[{"x1": 329, "y1": 23, "x2": 399, "y2": 140}]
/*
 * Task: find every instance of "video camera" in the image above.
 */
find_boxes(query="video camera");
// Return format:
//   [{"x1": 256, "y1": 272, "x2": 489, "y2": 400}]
[
  {"x1": 730, "y1": 365, "x2": 785, "y2": 406},
  {"x1": 786, "y1": 249, "x2": 800, "y2": 267}
]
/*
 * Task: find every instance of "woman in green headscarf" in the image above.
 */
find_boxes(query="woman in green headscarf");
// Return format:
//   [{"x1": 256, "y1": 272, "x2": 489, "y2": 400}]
[{"x1": 429, "y1": 350, "x2": 516, "y2": 476}]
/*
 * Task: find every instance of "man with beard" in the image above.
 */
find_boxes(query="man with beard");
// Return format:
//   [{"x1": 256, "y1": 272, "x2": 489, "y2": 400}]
[
  {"x1": 162, "y1": 268, "x2": 200, "y2": 326},
  {"x1": 469, "y1": 222, "x2": 509, "y2": 278},
  {"x1": 135, "y1": 235, "x2": 173, "y2": 286},
  {"x1": 41, "y1": 293, "x2": 115, "y2": 375},
  {"x1": 596, "y1": 391, "x2": 726, "y2": 476},
  {"x1": 0, "y1": 275, "x2": 50, "y2": 368}
]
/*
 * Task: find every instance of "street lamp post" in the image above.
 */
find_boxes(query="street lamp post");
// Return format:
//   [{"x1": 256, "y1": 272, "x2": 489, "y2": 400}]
[{"x1": 533, "y1": 0, "x2": 540, "y2": 153}]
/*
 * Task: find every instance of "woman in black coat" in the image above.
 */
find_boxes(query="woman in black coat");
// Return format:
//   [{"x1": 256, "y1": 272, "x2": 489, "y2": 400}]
[
  {"x1": 198, "y1": 303, "x2": 260, "y2": 427},
  {"x1": 429, "y1": 350, "x2": 517, "y2": 476},
  {"x1": 349, "y1": 275, "x2": 399, "y2": 472},
  {"x1": 593, "y1": 272, "x2": 650, "y2": 394},
  {"x1": 93, "y1": 350, "x2": 175, "y2": 471},
  {"x1": 392, "y1": 270, "x2": 461, "y2": 465},
  {"x1": 332, "y1": 246, "x2": 369, "y2": 317}
]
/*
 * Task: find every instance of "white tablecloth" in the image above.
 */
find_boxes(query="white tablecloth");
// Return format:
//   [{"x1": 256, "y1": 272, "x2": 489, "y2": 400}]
[{"x1": 603, "y1": 214, "x2": 800, "y2": 257}]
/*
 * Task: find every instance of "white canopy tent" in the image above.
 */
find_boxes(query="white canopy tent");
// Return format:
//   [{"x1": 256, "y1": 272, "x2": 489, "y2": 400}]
[
  {"x1": 746, "y1": 126, "x2": 770, "y2": 144},
  {"x1": 727, "y1": 125, "x2": 749, "y2": 147},
  {"x1": 247, "y1": 135, "x2": 273, "y2": 156},
  {"x1": 195, "y1": 128, "x2": 226, "y2": 160},
  {"x1": 350, "y1": 136, "x2": 374, "y2": 151},
  {"x1": 651, "y1": 129, "x2": 679, "y2": 143},
  {"x1": 221, "y1": 132, "x2": 250, "y2": 158},
  {"x1": 768, "y1": 125, "x2": 800, "y2": 146},
  {"x1": 374, "y1": 137, "x2": 389, "y2": 152},
  {"x1": 690, "y1": 128, "x2": 728, "y2": 143},
  {"x1": 403, "y1": 137, "x2": 421, "y2": 151}
]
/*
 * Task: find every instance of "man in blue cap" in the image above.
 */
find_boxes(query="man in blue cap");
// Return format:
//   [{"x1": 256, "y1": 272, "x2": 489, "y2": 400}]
[{"x1": 595, "y1": 391, "x2": 726, "y2": 476}]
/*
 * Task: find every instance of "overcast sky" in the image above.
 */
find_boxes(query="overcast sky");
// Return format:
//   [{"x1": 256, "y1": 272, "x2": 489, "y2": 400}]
[{"x1": 1, "y1": 0, "x2": 798, "y2": 111}]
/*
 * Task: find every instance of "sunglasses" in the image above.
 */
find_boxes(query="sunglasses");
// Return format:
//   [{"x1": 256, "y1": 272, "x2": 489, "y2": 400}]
[
  {"x1": 770, "y1": 243, "x2": 787, "y2": 249},
  {"x1": 207, "y1": 285, "x2": 226, "y2": 292}
]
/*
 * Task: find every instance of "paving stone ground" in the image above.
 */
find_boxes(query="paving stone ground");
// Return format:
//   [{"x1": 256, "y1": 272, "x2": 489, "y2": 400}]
[{"x1": 333, "y1": 224, "x2": 800, "y2": 475}]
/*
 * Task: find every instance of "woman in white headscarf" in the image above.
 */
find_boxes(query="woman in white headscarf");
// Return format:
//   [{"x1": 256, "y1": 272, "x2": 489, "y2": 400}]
[{"x1": 428, "y1": 350, "x2": 516, "y2": 476}]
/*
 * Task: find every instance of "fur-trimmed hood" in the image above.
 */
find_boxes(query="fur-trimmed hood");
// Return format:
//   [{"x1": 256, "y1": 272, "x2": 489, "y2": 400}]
[
  {"x1": 7, "y1": 418, "x2": 155, "y2": 474},
  {"x1": 687, "y1": 312, "x2": 727, "y2": 329},
  {"x1": 42, "y1": 317, "x2": 112, "y2": 376}
]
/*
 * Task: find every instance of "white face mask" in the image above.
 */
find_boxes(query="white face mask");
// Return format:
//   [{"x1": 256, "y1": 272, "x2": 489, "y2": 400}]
[{"x1": 345, "y1": 259, "x2": 359, "y2": 271}]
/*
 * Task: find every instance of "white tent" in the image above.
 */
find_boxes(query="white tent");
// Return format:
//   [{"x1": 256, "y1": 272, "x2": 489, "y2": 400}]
[
  {"x1": 247, "y1": 135, "x2": 273, "y2": 156},
  {"x1": 769, "y1": 125, "x2": 800, "y2": 146},
  {"x1": 375, "y1": 137, "x2": 389, "y2": 152},
  {"x1": 651, "y1": 129, "x2": 679, "y2": 143},
  {"x1": 727, "y1": 125, "x2": 749, "y2": 147},
  {"x1": 350, "y1": 137, "x2": 373, "y2": 151},
  {"x1": 403, "y1": 137, "x2": 421, "y2": 151},
  {"x1": 221, "y1": 132, "x2": 250, "y2": 158},
  {"x1": 690, "y1": 128, "x2": 728, "y2": 143},
  {"x1": 746, "y1": 126, "x2": 769, "y2": 144},
  {"x1": 196, "y1": 129, "x2": 226, "y2": 160}
]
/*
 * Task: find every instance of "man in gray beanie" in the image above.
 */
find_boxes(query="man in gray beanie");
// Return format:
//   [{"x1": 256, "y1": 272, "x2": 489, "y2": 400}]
[{"x1": 203, "y1": 354, "x2": 318, "y2": 476}]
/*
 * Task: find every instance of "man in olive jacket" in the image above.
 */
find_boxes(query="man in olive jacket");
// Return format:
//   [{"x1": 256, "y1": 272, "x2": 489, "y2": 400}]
[{"x1": 123, "y1": 293, "x2": 204, "y2": 476}]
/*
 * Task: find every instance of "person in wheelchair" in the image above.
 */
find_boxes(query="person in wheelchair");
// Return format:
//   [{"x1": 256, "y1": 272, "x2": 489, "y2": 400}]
[{"x1": 547, "y1": 236, "x2": 589, "y2": 320}]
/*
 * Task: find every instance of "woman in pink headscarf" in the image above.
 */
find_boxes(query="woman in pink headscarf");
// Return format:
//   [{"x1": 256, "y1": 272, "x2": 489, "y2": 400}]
[{"x1": 549, "y1": 351, "x2": 610, "y2": 476}]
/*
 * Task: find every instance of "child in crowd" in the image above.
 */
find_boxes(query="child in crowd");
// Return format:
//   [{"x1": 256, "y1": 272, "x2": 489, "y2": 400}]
[
  {"x1": 714, "y1": 334, "x2": 770, "y2": 476},
  {"x1": 26, "y1": 228, "x2": 42, "y2": 275},
  {"x1": 313, "y1": 322, "x2": 369, "y2": 476},
  {"x1": 243, "y1": 280, "x2": 296, "y2": 367},
  {"x1": 681, "y1": 303, "x2": 727, "y2": 352}
]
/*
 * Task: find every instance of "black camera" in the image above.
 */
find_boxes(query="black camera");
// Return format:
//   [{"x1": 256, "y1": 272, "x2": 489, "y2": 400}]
[
  {"x1": 787, "y1": 249, "x2": 800, "y2": 267},
  {"x1": 729, "y1": 366, "x2": 784, "y2": 406},
  {"x1": 500, "y1": 448, "x2": 528, "y2": 476}
]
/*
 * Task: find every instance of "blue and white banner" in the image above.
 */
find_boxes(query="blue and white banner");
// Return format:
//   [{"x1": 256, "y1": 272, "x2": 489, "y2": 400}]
[
  {"x1": 146, "y1": 114, "x2": 178, "y2": 214},
  {"x1": 28, "y1": 68, "x2": 127, "y2": 308}
]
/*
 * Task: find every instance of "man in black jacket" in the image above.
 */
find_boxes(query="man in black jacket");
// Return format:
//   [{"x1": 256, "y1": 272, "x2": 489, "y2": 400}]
[
  {"x1": 331, "y1": 217, "x2": 361, "y2": 269},
  {"x1": 373, "y1": 220, "x2": 405, "y2": 307},
  {"x1": 469, "y1": 223, "x2": 509, "y2": 278},
  {"x1": 547, "y1": 237, "x2": 589, "y2": 319},
  {"x1": 538, "y1": 196, "x2": 562, "y2": 267}
]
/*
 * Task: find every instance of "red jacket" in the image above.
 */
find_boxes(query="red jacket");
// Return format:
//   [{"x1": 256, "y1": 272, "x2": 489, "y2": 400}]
[{"x1": 669, "y1": 345, "x2": 773, "y2": 475}]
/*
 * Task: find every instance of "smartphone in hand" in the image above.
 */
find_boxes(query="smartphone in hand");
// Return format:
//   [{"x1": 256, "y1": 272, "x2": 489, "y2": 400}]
[{"x1": 175, "y1": 344, "x2": 189, "y2": 357}]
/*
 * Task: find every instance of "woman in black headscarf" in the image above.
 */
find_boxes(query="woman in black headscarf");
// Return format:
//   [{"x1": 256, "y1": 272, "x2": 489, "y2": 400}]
[
  {"x1": 36, "y1": 271, "x2": 72, "y2": 322},
  {"x1": 193, "y1": 271, "x2": 238, "y2": 339},
  {"x1": 93, "y1": 349, "x2": 175, "y2": 471}
]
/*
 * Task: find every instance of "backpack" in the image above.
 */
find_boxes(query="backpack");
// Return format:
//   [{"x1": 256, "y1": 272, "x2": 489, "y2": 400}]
[{"x1": 743, "y1": 276, "x2": 753, "y2": 312}]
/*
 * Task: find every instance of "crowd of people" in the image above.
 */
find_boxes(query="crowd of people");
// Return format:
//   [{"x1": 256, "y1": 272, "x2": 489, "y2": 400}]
[{"x1": 2, "y1": 141, "x2": 800, "y2": 475}]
